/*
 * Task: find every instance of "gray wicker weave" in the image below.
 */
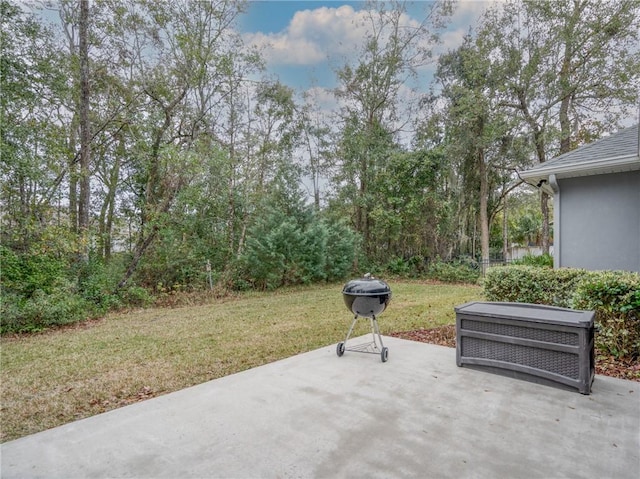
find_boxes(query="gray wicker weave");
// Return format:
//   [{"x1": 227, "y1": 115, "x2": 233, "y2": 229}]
[{"x1": 455, "y1": 302, "x2": 595, "y2": 394}]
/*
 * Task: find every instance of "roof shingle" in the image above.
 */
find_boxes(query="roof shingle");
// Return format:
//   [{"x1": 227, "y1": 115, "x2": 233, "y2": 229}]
[{"x1": 540, "y1": 124, "x2": 639, "y2": 169}]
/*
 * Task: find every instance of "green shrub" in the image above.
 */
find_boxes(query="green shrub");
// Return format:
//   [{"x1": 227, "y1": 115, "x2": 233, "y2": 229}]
[
  {"x1": 76, "y1": 257, "x2": 125, "y2": 311},
  {"x1": 0, "y1": 291, "x2": 24, "y2": 332},
  {"x1": 136, "y1": 234, "x2": 204, "y2": 292},
  {"x1": 484, "y1": 266, "x2": 640, "y2": 359},
  {"x1": 427, "y1": 258, "x2": 480, "y2": 284},
  {"x1": 384, "y1": 256, "x2": 411, "y2": 276},
  {"x1": 382, "y1": 255, "x2": 429, "y2": 277},
  {"x1": 572, "y1": 271, "x2": 640, "y2": 359},
  {"x1": 236, "y1": 209, "x2": 358, "y2": 290},
  {"x1": 0, "y1": 245, "x2": 96, "y2": 333},
  {"x1": 484, "y1": 266, "x2": 588, "y2": 307},
  {"x1": 511, "y1": 253, "x2": 553, "y2": 268},
  {"x1": 117, "y1": 285, "x2": 153, "y2": 308},
  {"x1": 0, "y1": 246, "x2": 150, "y2": 333},
  {"x1": 0, "y1": 279, "x2": 95, "y2": 333},
  {"x1": 323, "y1": 218, "x2": 359, "y2": 282},
  {"x1": 0, "y1": 245, "x2": 67, "y2": 297}
]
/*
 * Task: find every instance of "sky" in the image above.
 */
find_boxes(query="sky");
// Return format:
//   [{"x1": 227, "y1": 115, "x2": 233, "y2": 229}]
[
  {"x1": 234, "y1": 1, "x2": 497, "y2": 198},
  {"x1": 237, "y1": 0, "x2": 494, "y2": 92}
]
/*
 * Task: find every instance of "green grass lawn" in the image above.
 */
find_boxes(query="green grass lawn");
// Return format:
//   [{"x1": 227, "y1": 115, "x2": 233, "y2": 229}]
[{"x1": 0, "y1": 281, "x2": 482, "y2": 442}]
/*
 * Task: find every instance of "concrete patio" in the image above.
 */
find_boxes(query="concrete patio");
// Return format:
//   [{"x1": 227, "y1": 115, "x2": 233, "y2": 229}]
[{"x1": 2, "y1": 336, "x2": 639, "y2": 478}]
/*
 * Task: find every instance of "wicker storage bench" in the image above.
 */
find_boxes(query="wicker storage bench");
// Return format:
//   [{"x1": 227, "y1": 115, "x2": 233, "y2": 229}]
[{"x1": 455, "y1": 302, "x2": 595, "y2": 394}]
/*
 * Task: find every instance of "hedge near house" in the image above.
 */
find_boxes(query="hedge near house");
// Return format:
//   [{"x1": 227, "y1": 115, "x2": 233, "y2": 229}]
[
  {"x1": 572, "y1": 272, "x2": 640, "y2": 360},
  {"x1": 484, "y1": 266, "x2": 640, "y2": 360},
  {"x1": 483, "y1": 266, "x2": 589, "y2": 307}
]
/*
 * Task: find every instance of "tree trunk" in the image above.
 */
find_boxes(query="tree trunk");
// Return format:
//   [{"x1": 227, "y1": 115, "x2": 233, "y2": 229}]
[
  {"x1": 478, "y1": 148, "x2": 490, "y2": 274},
  {"x1": 227, "y1": 87, "x2": 237, "y2": 257},
  {"x1": 118, "y1": 226, "x2": 159, "y2": 289},
  {"x1": 78, "y1": 0, "x2": 91, "y2": 263},
  {"x1": 531, "y1": 125, "x2": 550, "y2": 255},
  {"x1": 118, "y1": 181, "x2": 181, "y2": 289},
  {"x1": 359, "y1": 152, "x2": 370, "y2": 256},
  {"x1": 558, "y1": 0, "x2": 581, "y2": 155},
  {"x1": 559, "y1": 94, "x2": 572, "y2": 154},
  {"x1": 118, "y1": 88, "x2": 187, "y2": 287},
  {"x1": 502, "y1": 195, "x2": 508, "y2": 262},
  {"x1": 540, "y1": 191, "x2": 550, "y2": 254},
  {"x1": 68, "y1": 126, "x2": 78, "y2": 235},
  {"x1": 537, "y1": 120, "x2": 550, "y2": 256},
  {"x1": 558, "y1": 52, "x2": 573, "y2": 155},
  {"x1": 98, "y1": 145, "x2": 120, "y2": 261},
  {"x1": 518, "y1": 89, "x2": 551, "y2": 255}
]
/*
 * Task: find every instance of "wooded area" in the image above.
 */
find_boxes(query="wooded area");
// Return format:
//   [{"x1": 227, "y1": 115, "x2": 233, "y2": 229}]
[{"x1": 1, "y1": 0, "x2": 639, "y2": 332}]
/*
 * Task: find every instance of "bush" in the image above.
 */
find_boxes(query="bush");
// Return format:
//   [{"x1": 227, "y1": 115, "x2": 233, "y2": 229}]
[
  {"x1": 427, "y1": 258, "x2": 480, "y2": 284},
  {"x1": 384, "y1": 256, "x2": 411, "y2": 276},
  {"x1": 117, "y1": 285, "x2": 153, "y2": 308},
  {"x1": 76, "y1": 257, "x2": 125, "y2": 312},
  {"x1": 0, "y1": 245, "x2": 67, "y2": 297},
  {"x1": 0, "y1": 292, "x2": 24, "y2": 332},
  {"x1": 484, "y1": 266, "x2": 640, "y2": 359},
  {"x1": 323, "y1": 218, "x2": 359, "y2": 282},
  {"x1": 0, "y1": 246, "x2": 152, "y2": 333},
  {"x1": 136, "y1": 233, "x2": 204, "y2": 292},
  {"x1": 0, "y1": 279, "x2": 95, "y2": 333},
  {"x1": 1, "y1": 245, "x2": 96, "y2": 333},
  {"x1": 484, "y1": 266, "x2": 588, "y2": 307},
  {"x1": 511, "y1": 253, "x2": 553, "y2": 268},
  {"x1": 382, "y1": 256, "x2": 428, "y2": 277},
  {"x1": 572, "y1": 271, "x2": 640, "y2": 359},
  {"x1": 235, "y1": 208, "x2": 358, "y2": 290}
]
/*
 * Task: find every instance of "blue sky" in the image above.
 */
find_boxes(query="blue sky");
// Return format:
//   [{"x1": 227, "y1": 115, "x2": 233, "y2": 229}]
[
  {"x1": 240, "y1": 1, "x2": 363, "y2": 33},
  {"x1": 238, "y1": 1, "x2": 493, "y2": 91}
]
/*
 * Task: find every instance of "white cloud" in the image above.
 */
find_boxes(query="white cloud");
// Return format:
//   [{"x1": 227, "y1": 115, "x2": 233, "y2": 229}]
[
  {"x1": 242, "y1": 1, "x2": 501, "y2": 96},
  {"x1": 243, "y1": 5, "x2": 361, "y2": 66},
  {"x1": 244, "y1": 30, "x2": 327, "y2": 65},
  {"x1": 451, "y1": 0, "x2": 495, "y2": 23},
  {"x1": 422, "y1": 0, "x2": 500, "y2": 75},
  {"x1": 303, "y1": 86, "x2": 338, "y2": 111},
  {"x1": 437, "y1": 1, "x2": 496, "y2": 53},
  {"x1": 242, "y1": 2, "x2": 498, "y2": 69},
  {"x1": 439, "y1": 27, "x2": 470, "y2": 51},
  {"x1": 243, "y1": 4, "x2": 432, "y2": 68}
]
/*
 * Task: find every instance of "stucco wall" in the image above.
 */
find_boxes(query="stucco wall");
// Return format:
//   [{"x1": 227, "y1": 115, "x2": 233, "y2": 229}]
[{"x1": 557, "y1": 171, "x2": 640, "y2": 272}]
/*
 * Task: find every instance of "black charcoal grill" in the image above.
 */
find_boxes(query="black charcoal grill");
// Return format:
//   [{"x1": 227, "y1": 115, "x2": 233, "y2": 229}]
[{"x1": 336, "y1": 274, "x2": 392, "y2": 362}]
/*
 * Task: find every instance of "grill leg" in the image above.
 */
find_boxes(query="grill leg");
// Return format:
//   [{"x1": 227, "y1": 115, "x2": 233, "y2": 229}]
[
  {"x1": 370, "y1": 315, "x2": 385, "y2": 350},
  {"x1": 343, "y1": 314, "x2": 359, "y2": 344}
]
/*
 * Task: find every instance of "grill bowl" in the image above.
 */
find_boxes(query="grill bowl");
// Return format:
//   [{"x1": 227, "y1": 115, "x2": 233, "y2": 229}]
[{"x1": 342, "y1": 277, "x2": 392, "y2": 318}]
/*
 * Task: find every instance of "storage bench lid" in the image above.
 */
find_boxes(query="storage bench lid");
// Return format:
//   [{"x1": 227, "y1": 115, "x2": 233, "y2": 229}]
[{"x1": 455, "y1": 302, "x2": 594, "y2": 327}]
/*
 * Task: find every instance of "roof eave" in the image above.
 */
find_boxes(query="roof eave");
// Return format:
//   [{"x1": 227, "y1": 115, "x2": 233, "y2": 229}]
[{"x1": 519, "y1": 154, "x2": 640, "y2": 192}]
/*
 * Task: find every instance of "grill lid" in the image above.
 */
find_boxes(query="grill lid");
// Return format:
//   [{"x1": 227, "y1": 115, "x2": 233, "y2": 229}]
[{"x1": 342, "y1": 275, "x2": 391, "y2": 296}]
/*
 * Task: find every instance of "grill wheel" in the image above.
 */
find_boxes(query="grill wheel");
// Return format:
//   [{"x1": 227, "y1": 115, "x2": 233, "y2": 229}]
[{"x1": 381, "y1": 347, "x2": 389, "y2": 362}]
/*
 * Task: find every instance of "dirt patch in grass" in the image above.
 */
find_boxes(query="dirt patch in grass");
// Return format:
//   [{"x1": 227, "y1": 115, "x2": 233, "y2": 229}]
[{"x1": 389, "y1": 325, "x2": 640, "y2": 382}]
